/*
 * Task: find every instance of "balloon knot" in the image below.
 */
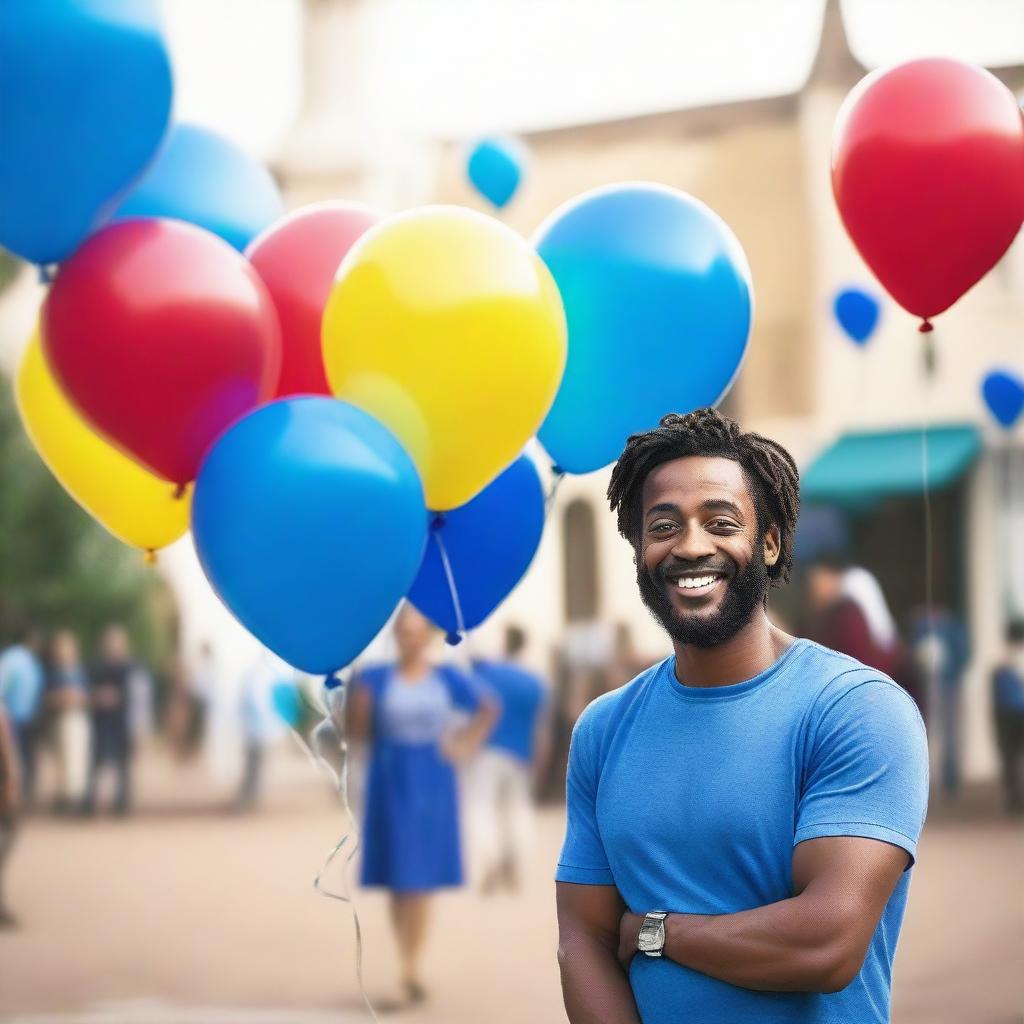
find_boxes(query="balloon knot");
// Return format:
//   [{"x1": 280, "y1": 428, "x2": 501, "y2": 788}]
[
  {"x1": 918, "y1": 320, "x2": 934, "y2": 334},
  {"x1": 143, "y1": 549, "x2": 157, "y2": 567},
  {"x1": 551, "y1": 464, "x2": 565, "y2": 477},
  {"x1": 172, "y1": 483, "x2": 186, "y2": 500},
  {"x1": 324, "y1": 672, "x2": 343, "y2": 690},
  {"x1": 445, "y1": 631, "x2": 463, "y2": 647},
  {"x1": 431, "y1": 513, "x2": 446, "y2": 532},
  {"x1": 37, "y1": 265, "x2": 53, "y2": 285}
]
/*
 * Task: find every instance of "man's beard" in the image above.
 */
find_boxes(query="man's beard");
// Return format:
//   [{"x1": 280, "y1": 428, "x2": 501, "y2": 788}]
[{"x1": 637, "y1": 544, "x2": 770, "y2": 649}]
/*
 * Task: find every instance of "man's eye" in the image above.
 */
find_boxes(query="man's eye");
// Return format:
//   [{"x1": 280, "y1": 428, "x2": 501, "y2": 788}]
[
  {"x1": 708, "y1": 520, "x2": 737, "y2": 530},
  {"x1": 650, "y1": 522, "x2": 676, "y2": 534}
]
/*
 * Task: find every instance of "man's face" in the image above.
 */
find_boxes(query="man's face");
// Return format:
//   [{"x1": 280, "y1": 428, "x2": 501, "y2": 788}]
[{"x1": 637, "y1": 456, "x2": 779, "y2": 649}]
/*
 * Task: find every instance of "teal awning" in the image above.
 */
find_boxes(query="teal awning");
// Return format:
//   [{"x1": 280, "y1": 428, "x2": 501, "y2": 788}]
[{"x1": 801, "y1": 425, "x2": 981, "y2": 505}]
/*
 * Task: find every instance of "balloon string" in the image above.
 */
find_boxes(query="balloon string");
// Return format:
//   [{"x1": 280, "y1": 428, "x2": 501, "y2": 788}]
[
  {"x1": 432, "y1": 522, "x2": 469, "y2": 646},
  {"x1": 919, "y1": 326, "x2": 938, "y2": 725},
  {"x1": 545, "y1": 467, "x2": 566, "y2": 516},
  {"x1": 288, "y1": 678, "x2": 379, "y2": 1024}
]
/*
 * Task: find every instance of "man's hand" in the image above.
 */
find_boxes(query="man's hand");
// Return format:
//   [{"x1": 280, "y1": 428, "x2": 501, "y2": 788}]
[{"x1": 617, "y1": 911, "x2": 643, "y2": 971}]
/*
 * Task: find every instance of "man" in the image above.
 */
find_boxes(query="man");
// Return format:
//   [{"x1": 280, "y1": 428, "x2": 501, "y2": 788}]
[
  {"x1": 556, "y1": 409, "x2": 928, "y2": 1024},
  {"x1": 84, "y1": 624, "x2": 146, "y2": 815},
  {"x1": 992, "y1": 620, "x2": 1024, "y2": 815},
  {"x1": 470, "y1": 624, "x2": 549, "y2": 893},
  {"x1": 0, "y1": 703, "x2": 20, "y2": 927},
  {"x1": 0, "y1": 624, "x2": 45, "y2": 808}
]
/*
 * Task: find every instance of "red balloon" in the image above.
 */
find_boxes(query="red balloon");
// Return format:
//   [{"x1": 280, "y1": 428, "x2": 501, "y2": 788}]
[
  {"x1": 246, "y1": 201, "x2": 383, "y2": 397},
  {"x1": 42, "y1": 219, "x2": 281, "y2": 485},
  {"x1": 832, "y1": 58, "x2": 1024, "y2": 321}
]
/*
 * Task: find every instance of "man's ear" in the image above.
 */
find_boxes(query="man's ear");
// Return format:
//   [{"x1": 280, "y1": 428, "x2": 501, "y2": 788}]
[{"x1": 763, "y1": 525, "x2": 781, "y2": 567}]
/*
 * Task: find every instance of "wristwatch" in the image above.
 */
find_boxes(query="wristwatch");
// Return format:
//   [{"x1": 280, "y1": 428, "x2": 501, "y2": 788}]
[{"x1": 637, "y1": 911, "x2": 668, "y2": 957}]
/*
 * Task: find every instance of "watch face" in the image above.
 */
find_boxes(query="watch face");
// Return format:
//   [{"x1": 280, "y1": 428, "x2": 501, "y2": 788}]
[{"x1": 638, "y1": 922, "x2": 662, "y2": 952}]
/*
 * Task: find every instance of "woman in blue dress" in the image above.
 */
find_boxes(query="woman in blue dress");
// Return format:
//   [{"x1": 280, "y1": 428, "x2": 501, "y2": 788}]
[{"x1": 349, "y1": 605, "x2": 498, "y2": 1005}]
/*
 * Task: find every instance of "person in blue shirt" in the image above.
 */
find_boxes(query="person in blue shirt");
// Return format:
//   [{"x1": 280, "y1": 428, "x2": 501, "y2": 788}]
[
  {"x1": 470, "y1": 624, "x2": 549, "y2": 893},
  {"x1": 348, "y1": 605, "x2": 498, "y2": 1006},
  {"x1": 992, "y1": 619, "x2": 1024, "y2": 815},
  {"x1": 0, "y1": 623, "x2": 45, "y2": 808},
  {"x1": 556, "y1": 409, "x2": 928, "y2": 1024}
]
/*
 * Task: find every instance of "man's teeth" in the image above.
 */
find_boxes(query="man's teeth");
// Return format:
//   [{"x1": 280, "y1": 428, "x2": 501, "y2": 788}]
[{"x1": 676, "y1": 575, "x2": 719, "y2": 590}]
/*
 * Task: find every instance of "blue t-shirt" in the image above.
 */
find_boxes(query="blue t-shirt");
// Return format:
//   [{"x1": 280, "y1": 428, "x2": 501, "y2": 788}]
[
  {"x1": 0, "y1": 644, "x2": 45, "y2": 724},
  {"x1": 473, "y1": 660, "x2": 547, "y2": 762},
  {"x1": 556, "y1": 638, "x2": 928, "y2": 1024},
  {"x1": 993, "y1": 664, "x2": 1024, "y2": 711}
]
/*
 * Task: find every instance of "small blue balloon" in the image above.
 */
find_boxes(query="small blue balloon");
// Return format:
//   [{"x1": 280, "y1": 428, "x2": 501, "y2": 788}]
[
  {"x1": 408, "y1": 456, "x2": 545, "y2": 635},
  {"x1": 112, "y1": 123, "x2": 284, "y2": 251},
  {"x1": 271, "y1": 681, "x2": 303, "y2": 727},
  {"x1": 982, "y1": 370, "x2": 1024, "y2": 430},
  {"x1": 535, "y1": 184, "x2": 753, "y2": 475},
  {"x1": 466, "y1": 137, "x2": 525, "y2": 209},
  {"x1": 833, "y1": 287, "x2": 880, "y2": 345},
  {"x1": 192, "y1": 398, "x2": 427, "y2": 674},
  {"x1": 0, "y1": 0, "x2": 172, "y2": 265}
]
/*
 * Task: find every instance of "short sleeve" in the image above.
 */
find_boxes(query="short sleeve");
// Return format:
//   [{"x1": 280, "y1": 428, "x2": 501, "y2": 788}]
[
  {"x1": 796, "y1": 679, "x2": 929, "y2": 869},
  {"x1": 441, "y1": 666, "x2": 483, "y2": 713},
  {"x1": 555, "y1": 712, "x2": 615, "y2": 886}
]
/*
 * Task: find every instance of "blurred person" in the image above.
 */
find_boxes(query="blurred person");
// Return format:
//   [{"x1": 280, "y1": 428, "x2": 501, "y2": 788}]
[
  {"x1": 909, "y1": 606, "x2": 970, "y2": 797},
  {"x1": 605, "y1": 621, "x2": 658, "y2": 692},
  {"x1": 347, "y1": 605, "x2": 498, "y2": 1006},
  {"x1": 84, "y1": 625, "x2": 144, "y2": 816},
  {"x1": 0, "y1": 623, "x2": 45, "y2": 808},
  {"x1": 469, "y1": 624, "x2": 549, "y2": 894},
  {"x1": 992, "y1": 620, "x2": 1024, "y2": 816},
  {"x1": 557, "y1": 410, "x2": 927, "y2": 1024},
  {"x1": 47, "y1": 629, "x2": 91, "y2": 813},
  {"x1": 0, "y1": 703, "x2": 20, "y2": 927},
  {"x1": 232, "y1": 650, "x2": 289, "y2": 812}
]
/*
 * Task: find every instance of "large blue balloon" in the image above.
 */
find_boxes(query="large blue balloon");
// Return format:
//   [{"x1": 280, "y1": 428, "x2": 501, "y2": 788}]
[
  {"x1": 535, "y1": 184, "x2": 753, "y2": 475},
  {"x1": 192, "y1": 398, "x2": 427, "y2": 675},
  {"x1": 0, "y1": 0, "x2": 172, "y2": 265},
  {"x1": 982, "y1": 370, "x2": 1024, "y2": 430},
  {"x1": 112, "y1": 123, "x2": 284, "y2": 251},
  {"x1": 833, "y1": 287, "x2": 880, "y2": 345},
  {"x1": 466, "y1": 137, "x2": 525, "y2": 209},
  {"x1": 408, "y1": 456, "x2": 545, "y2": 636}
]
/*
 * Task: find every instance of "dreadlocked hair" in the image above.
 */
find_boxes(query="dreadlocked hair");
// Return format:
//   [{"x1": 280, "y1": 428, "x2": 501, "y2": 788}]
[{"x1": 607, "y1": 408, "x2": 800, "y2": 587}]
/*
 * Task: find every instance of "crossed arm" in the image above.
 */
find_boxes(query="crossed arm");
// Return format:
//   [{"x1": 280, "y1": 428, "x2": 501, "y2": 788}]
[{"x1": 557, "y1": 835, "x2": 909, "y2": 1023}]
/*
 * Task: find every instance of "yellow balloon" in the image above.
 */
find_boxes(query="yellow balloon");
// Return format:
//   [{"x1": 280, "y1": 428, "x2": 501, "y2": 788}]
[
  {"x1": 15, "y1": 333, "x2": 190, "y2": 556},
  {"x1": 322, "y1": 206, "x2": 566, "y2": 510}
]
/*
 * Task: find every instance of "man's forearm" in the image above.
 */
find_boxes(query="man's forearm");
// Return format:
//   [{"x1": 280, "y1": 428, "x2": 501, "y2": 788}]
[
  {"x1": 559, "y1": 932, "x2": 642, "y2": 1024},
  {"x1": 658, "y1": 895, "x2": 853, "y2": 993}
]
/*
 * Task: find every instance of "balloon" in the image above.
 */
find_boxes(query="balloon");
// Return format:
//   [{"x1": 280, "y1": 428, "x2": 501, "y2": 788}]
[
  {"x1": 271, "y1": 681, "x2": 303, "y2": 727},
  {"x1": 192, "y1": 398, "x2": 427, "y2": 674},
  {"x1": 466, "y1": 137, "x2": 526, "y2": 209},
  {"x1": 246, "y1": 201, "x2": 383, "y2": 397},
  {"x1": 42, "y1": 219, "x2": 281, "y2": 486},
  {"x1": 322, "y1": 206, "x2": 566, "y2": 510},
  {"x1": 0, "y1": 0, "x2": 172, "y2": 265},
  {"x1": 833, "y1": 287, "x2": 880, "y2": 345},
  {"x1": 535, "y1": 183, "x2": 753, "y2": 475},
  {"x1": 408, "y1": 455, "x2": 545, "y2": 637},
  {"x1": 113, "y1": 123, "x2": 285, "y2": 252},
  {"x1": 832, "y1": 58, "x2": 1024, "y2": 321},
  {"x1": 982, "y1": 370, "x2": 1024, "y2": 430},
  {"x1": 15, "y1": 331, "x2": 189, "y2": 554}
]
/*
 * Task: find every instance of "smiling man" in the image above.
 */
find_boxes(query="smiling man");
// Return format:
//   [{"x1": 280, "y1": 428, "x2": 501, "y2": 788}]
[{"x1": 555, "y1": 409, "x2": 928, "y2": 1024}]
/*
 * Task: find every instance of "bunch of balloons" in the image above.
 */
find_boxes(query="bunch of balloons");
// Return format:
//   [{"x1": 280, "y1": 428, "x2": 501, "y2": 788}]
[{"x1": 2, "y1": 4, "x2": 758, "y2": 678}]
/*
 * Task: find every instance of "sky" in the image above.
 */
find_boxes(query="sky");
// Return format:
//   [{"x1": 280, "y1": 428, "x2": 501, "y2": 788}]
[{"x1": 163, "y1": 0, "x2": 1024, "y2": 159}]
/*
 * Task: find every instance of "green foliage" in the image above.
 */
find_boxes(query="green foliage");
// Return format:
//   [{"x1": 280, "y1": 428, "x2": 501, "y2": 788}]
[{"x1": 0, "y1": 374, "x2": 175, "y2": 669}]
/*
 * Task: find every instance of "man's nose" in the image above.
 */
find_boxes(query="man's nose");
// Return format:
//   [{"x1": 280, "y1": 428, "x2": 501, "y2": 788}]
[{"x1": 670, "y1": 523, "x2": 717, "y2": 562}]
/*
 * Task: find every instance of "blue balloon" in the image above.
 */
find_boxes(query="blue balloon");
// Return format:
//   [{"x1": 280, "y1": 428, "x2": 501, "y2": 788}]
[
  {"x1": 535, "y1": 184, "x2": 753, "y2": 475},
  {"x1": 271, "y1": 681, "x2": 303, "y2": 727},
  {"x1": 466, "y1": 137, "x2": 525, "y2": 209},
  {"x1": 833, "y1": 287, "x2": 880, "y2": 345},
  {"x1": 192, "y1": 398, "x2": 427, "y2": 675},
  {"x1": 982, "y1": 370, "x2": 1024, "y2": 430},
  {"x1": 408, "y1": 456, "x2": 545, "y2": 636},
  {"x1": 0, "y1": 0, "x2": 172, "y2": 264},
  {"x1": 112, "y1": 123, "x2": 284, "y2": 251}
]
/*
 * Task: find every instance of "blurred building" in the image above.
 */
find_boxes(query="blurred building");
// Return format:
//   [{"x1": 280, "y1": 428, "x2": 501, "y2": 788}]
[{"x1": 274, "y1": 0, "x2": 1024, "y2": 782}]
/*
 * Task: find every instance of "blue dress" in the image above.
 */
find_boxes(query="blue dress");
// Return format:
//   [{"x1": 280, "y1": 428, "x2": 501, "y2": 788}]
[{"x1": 356, "y1": 664, "x2": 480, "y2": 891}]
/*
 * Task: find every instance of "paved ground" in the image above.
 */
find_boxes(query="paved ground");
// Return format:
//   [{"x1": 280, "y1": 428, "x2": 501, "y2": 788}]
[{"x1": 0, "y1": 748, "x2": 1020, "y2": 1024}]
